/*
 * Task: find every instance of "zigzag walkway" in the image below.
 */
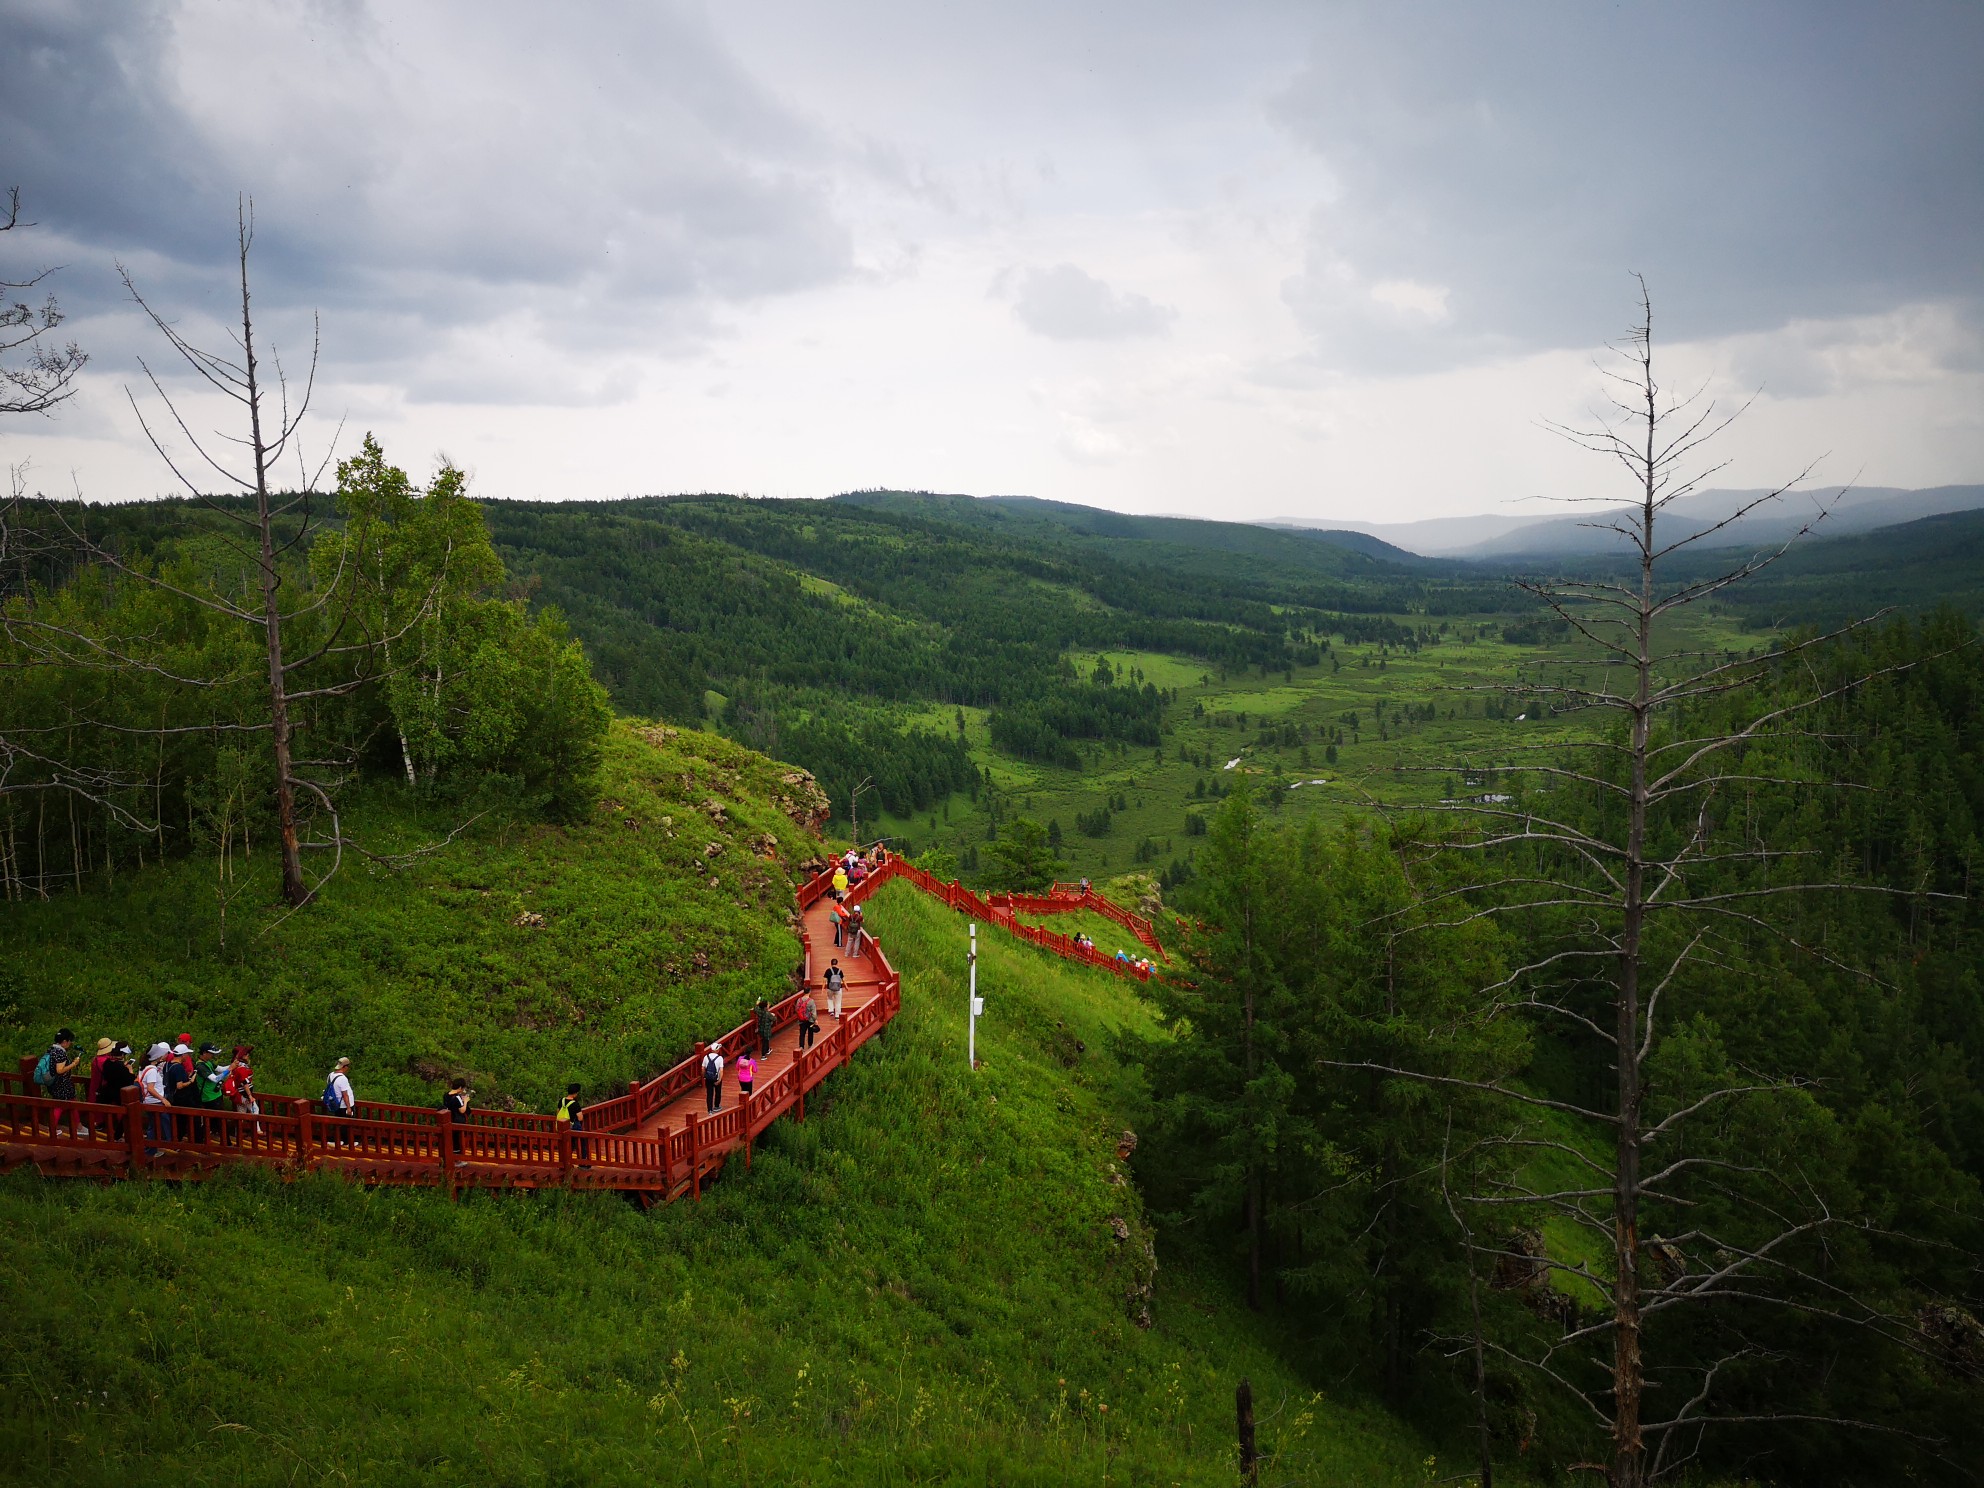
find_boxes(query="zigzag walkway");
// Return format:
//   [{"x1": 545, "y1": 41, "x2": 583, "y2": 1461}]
[{"x1": 0, "y1": 852, "x2": 1164, "y2": 1202}]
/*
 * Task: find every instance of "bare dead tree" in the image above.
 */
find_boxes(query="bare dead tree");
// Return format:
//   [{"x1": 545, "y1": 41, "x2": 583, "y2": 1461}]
[
  {"x1": 1, "y1": 188, "x2": 88, "y2": 416},
  {"x1": 1335, "y1": 281, "x2": 1966, "y2": 1486},
  {"x1": 106, "y1": 199, "x2": 356, "y2": 907}
]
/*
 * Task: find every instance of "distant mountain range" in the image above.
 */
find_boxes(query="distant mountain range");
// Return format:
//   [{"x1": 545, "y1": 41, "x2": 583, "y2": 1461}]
[{"x1": 1265, "y1": 484, "x2": 1984, "y2": 559}]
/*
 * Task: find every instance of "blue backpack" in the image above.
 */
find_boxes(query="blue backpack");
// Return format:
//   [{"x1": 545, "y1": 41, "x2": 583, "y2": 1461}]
[{"x1": 322, "y1": 1075, "x2": 344, "y2": 1115}]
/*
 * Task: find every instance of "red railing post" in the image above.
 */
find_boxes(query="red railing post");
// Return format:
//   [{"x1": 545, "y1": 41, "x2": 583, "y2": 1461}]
[
  {"x1": 687, "y1": 1109, "x2": 702, "y2": 1201},
  {"x1": 742, "y1": 1086, "x2": 754, "y2": 1170},
  {"x1": 796, "y1": 1043, "x2": 807, "y2": 1122},
  {"x1": 437, "y1": 1108, "x2": 456, "y2": 1200},
  {"x1": 559, "y1": 1125, "x2": 574, "y2": 1188},
  {"x1": 293, "y1": 1096, "x2": 314, "y2": 1169},
  {"x1": 121, "y1": 1085, "x2": 145, "y2": 1176},
  {"x1": 628, "y1": 1078, "x2": 642, "y2": 1122}
]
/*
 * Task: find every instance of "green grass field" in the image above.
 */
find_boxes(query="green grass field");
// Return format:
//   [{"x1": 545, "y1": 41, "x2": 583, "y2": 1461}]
[{"x1": 870, "y1": 605, "x2": 1775, "y2": 883}]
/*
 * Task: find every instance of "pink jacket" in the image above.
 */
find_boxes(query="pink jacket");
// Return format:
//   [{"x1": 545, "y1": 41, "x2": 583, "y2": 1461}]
[{"x1": 736, "y1": 1056, "x2": 758, "y2": 1085}]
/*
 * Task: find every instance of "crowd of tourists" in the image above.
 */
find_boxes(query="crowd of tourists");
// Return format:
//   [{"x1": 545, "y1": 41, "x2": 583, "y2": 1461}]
[{"x1": 21, "y1": 843, "x2": 892, "y2": 1150}]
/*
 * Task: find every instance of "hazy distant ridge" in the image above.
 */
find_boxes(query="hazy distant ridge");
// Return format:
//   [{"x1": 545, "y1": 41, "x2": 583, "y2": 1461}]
[{"x1": 1267, "y1": 484, "x2": 1984, "y2": 558}]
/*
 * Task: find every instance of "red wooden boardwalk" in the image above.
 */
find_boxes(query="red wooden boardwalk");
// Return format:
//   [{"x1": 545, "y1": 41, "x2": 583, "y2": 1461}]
[{"x1": 0, "y1": 852, "x2": 1164, "y2": 1201}]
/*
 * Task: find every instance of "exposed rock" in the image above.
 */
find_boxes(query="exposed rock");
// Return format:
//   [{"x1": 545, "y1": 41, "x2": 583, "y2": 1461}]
[
  {"x1": 703, "y1": 840, "x2": 724, "y2": 859},
  {"x1": 773, "y1": 768, "x2": 832, "y2": 831},
  {"x1": 512, "y1": 909, "x2": 546, "y2": 929},
  {"x1": 633, "y1": 725, "x2": 679, "y2": 748},
  {"x1": 1116, "y1": 1129, "x2": 1139, "y2": 1161},
  {"x1": 1108, "y1": 1216, "x2": 1131, "y2": 1242}
]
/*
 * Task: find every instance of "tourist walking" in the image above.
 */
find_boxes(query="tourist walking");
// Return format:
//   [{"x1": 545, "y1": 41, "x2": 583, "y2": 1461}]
[
  {"x1": 701, "y1": 1043, "x2": 725, "y2": 1112},
  {"x1": 34, "y1": 1029, "x2": 80, "y2": 1101},
  {"x1": 139, "y1": 1043, "x2": 171, "y2": 1155},
  {"x1": 224, "y1": 1047, "x2": 258, "y2": 1116},
  {"x1": 322, "y1": 1057, "x2": 355, "y2": 1147},
  {"x1": 824, "y1": 960, "x2": 845, "y2": 1019},
  {"x1": 828, "y1": 898, "x2": 845, "y2": 948},
  {"x1": 87, "y1": 1038, "x2": 116, "y2": 1101},
  {"x1": 196, "y1": 1043, "x2": 229, "y2": 1141},
  {"x1": 441, "y1": 1078, "x2": 471, "y2": 1154},
  {"x1": 93, "y1": 1043, "x2": 135, "y2": 1106},
  {"x1": 556, "y1": 1083, "x2": 586, "y2": 1162},
  {"x1": 755, "y1": 998, "x2": 774, "y2": 1057},
  {"x1": 799, "y1": 991, "x2": 818, "y2": 1049},
  {"x1": 846, "y1": 903, "x2": 866, "y2": 960},
  {"x1": 735, "y1": 1052, "x2": 757, "y2": 1101}
]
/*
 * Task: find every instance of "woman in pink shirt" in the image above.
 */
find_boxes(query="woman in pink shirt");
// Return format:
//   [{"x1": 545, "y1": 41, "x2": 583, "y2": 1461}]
[{"x1": 735, "y1": 1053, "x2": 758, "y2": 1101}]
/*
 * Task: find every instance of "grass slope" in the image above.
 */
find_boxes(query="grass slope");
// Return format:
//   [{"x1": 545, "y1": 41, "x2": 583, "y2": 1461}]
[{"x1": 1, "y1": 734, "x2": 1488, "y2": 1485}]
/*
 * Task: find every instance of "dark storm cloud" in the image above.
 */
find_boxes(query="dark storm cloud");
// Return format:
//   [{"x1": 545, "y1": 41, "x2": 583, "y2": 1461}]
[
  {"x1": 1, "y1": 0, "x2": 856, "y2": 397},
  {"x1": 1269, "y1": 0, "x2": 1984, "y2": 372}
]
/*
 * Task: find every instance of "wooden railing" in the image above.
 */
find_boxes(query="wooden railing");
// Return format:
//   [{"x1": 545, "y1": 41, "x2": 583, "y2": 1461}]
[
  {"x1": 1, "y1": 852, "x2": 902, "y2": 1200},
  {"x1": 858, "y1": 854, "x2": 1157, "y2": 981},
  {"x1": 0, "y1": 844, "x2": 1145, "y2": 1199}
]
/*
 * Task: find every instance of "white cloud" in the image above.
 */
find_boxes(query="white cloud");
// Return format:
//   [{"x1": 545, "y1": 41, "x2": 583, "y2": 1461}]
[{"x1": 1007, "y1": 263, "x2": 1176, "y2": 341}]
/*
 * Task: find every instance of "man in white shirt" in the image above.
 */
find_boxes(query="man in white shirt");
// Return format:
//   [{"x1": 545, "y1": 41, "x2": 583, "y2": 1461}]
[
  {"x1": 323, "y1": 1057, "x2": 355, "y2": 1148},
  {"x1": 700, "y1": 1044, "x2": 725, "y2": 1112},
  {"x1": 824, "y1": 960, "x2": 845, "y2": 1019}
]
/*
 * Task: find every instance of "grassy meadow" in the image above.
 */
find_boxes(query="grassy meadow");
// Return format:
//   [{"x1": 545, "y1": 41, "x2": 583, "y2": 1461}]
[
  {"x1": 872, "y1": 603, "x2": 1774, "y2": 882},
  {"x1": 0, "y1": 731, "x2": 1511, "y2": 1486}
]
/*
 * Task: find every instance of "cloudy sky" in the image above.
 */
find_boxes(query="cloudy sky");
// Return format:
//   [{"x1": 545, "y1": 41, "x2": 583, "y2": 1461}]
[{"x1": 5, "y1": 0, "x2": 1981, "y2": 521}]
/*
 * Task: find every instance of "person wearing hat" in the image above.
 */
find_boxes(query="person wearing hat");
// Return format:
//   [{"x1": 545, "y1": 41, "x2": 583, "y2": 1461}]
[
  {"x1": 321, "y1": 1057, "x2": 355, "y2": 1148},
  {"x1": 163, "y1": 1041, "x2": 202, "y2": 1139},
  {"x1": 92, "y1": 1042, "x2": 136, "y2": 1106},
  {"x1": 139, "y1": 1043, "x2": 172, "y2": 1155},
  {"x1": 195, "y1": 1044, "x2": 230, "y2": 1142},
  {"x1": 87, "y1": 1038, "x2": 116, "y2": 1101}
]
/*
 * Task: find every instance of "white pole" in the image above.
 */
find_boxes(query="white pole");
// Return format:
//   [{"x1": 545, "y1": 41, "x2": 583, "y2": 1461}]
[{"x1": 968, "y1": 922, "x2": 979, "y2": 1069}]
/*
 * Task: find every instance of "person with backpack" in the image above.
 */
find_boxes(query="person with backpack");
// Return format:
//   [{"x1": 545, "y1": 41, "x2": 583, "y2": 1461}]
[
  {"x1": 322, "y1": 1057, "x2": 355, "y2": 1148},
  {"x1": 824, "y1": 960, "x2": 846, "y2": 1020},
  {"x1": 34, "y1": 1029, "x2": 80, "y2": 1102},
  {"x1": 846, "y1": 903, "x2": 866, "y2": 960},
  {"x1": 798, "y1": 991, "x2": 819, "y2": 1050},
  {"x1": 196, "y1": 1043, "x2": 230, "y2": 1142},
  {"x1": 755, "y1": 998, "x2": 774, "y2": 1057},
  {"x1": 701, "y1": 1042, "x2": 725, "y2": 1112},
  {"x1": 735, "y1": 1051, "x2": 757, "y2": 1102},
  {"x1": 827, "y1": 898, "x2": 846, "y2": 948}
]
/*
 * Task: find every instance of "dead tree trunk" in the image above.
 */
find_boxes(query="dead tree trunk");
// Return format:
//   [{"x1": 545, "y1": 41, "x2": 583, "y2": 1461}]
[{"x1": 235, "y1": 240, "x2": 309, "y2": 907}]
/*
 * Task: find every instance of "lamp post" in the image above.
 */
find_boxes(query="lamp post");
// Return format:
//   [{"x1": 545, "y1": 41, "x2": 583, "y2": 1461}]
[
  {"x1": 849, "y1": 775, "x2": 875, "y2": 849},
  {"x1": 968, "y1": 923, "x2": 982, "y2": 1069}
]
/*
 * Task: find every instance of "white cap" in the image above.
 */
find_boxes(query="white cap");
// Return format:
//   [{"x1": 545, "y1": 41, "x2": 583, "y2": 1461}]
[
  {"x1": 147, "y1": 1042, "x2": 171, "y2": 1062},
  {"x1": 171, "y1": 1042, "x2": 193, "y2": 1056}
]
